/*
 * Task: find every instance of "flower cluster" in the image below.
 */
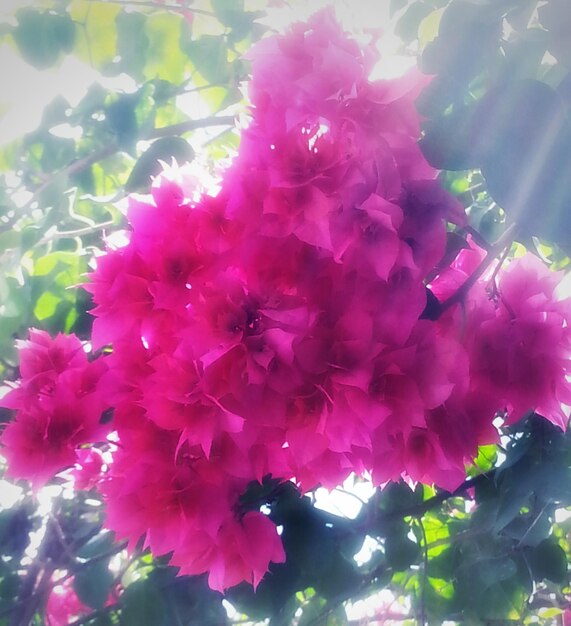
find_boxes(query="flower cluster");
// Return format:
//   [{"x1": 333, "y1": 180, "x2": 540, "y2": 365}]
[
  {"x1": 46, "y1": 577, "x2": 117, "y2": 626},
  {"x1": 1, "y1": 330, "x2": 109, "y2": 488},
  {"x1": 2, "y1": 9, "x2": 571, "y2": 592}
]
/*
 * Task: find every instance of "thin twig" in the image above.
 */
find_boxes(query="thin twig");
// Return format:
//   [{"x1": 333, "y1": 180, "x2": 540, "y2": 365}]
[
  {"x1": 48, "y1": 514, "x2": 79, "y2": 566},
  {"x1": 94, "y1": 0, "x2": 217, "y2": 17},
  {"x1": 67, "y1": 602, "x2": 117, "y2": 626},
  {"x1": 147, "y1": 115, "x2": 235, "y2": 139},
  {"x1": 35, "y1": 220, "x2": 116, "y2": 247},
  {"x1": 487, "y1": 239, "x2": 512, "y2": 297},
  {"x1": 360, "y1": 469, "x2": 496, "y2": 534},
  {"x1": 9, "y1": 114, "x2": 235, "y2": 229},
  {"x1": 440, "y1": 223, "x2": 517, "y2": 313}
]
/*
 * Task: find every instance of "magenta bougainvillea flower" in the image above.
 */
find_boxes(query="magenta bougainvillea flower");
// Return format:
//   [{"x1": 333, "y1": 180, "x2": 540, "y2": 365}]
[
  {"x1": 46, "y1": 577, "x2": 116, "y2": 626},
  {"x1": 2, "y1": 9, "x2": 571, "y2": 592},
  {"x1": 471, "y1": 253, "x2": 571, "y2": 429},
  {"x1": 46, "y1": 579, "x2": 91, "y2": 626},
  {"x1": 1, "y1": 330, "x2": 109, "y2": 488}
]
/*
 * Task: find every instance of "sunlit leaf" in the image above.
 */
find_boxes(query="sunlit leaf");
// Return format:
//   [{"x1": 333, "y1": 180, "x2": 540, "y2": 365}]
[
  {"x1": 69, "y1": 1, "x2": 121, "y2": 70},
  {"x1": 144, "y1": 12, "x2": 188, "y2": 83}
]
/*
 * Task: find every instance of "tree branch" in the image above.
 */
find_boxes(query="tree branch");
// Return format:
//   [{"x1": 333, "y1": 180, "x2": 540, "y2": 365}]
[
  {"x1": 67, "y1": 603, "x2": 117, "y2": 626},
  {"x1": 440, "y1": 223, "x2": 517, "y2": 313},
  {"x1": 98, "y1": 0, "x2": 217, "y2": 16},
  {"x1": 146, "y1": 115, "x2": 235, "y2": 139},
  {"x1": 21, "y1": 114, "x2": 235, "y2": 210},
  {"x1": 379, "y1": 469, "x2": 496, "y2": 524},
  {"x1": 35, "y1": 220, "x2": 116, "y2": 247}
]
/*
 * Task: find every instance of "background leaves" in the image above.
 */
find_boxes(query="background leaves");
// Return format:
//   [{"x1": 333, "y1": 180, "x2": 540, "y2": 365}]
[{"x1": 1, "y1": 1, "x2": 571, "y2": 625}]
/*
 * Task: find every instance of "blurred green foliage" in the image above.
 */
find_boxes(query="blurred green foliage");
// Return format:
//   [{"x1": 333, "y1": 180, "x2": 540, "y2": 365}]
[{"x1": 1, "y1": 1, "x2": 571, "y2": 625}]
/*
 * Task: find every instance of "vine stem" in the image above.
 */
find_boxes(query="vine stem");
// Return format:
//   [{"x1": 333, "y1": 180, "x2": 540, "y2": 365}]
[
  {"x1": 147, "y1": 115, "x2": 235, "y2": 139},
  {"x1": 360, "y1": 468, "x2": 496, "y2": 531},
  {"x1": 35, "y1": 220, "x2": 116, "y2": 247},
  {"x1": 440, "y1": 222, "x2": 518, "y2": 313},
  {"x1": 417, "y1": 518, "x2": 428, "y2": 626},
  {"x1": 92, "y1": 0, "x2": 217, "y2": 16}
]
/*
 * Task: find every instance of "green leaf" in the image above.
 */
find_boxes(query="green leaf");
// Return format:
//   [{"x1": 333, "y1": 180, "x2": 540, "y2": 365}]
[
  {"x1": 454, "y1": 544, "x2": 528, "y2": 621},
  {"x1": 125, "y1": 136, "x2": 194, "y2": 192},
  {"x1": 40, "y1": 135, "x2": 76, "y2": 173},
  {"x1": 33, "y1": 251, "x2": 80, "y2": 277},
  {"x1": 427, "y1": 547, "x2": 455, "y2": 579},
  {"x1": 385, "y1": 533, "x2": 420, "y2": 571},
  {"x1": 421, "y1": 1, "x2": 502, "y2": 81},
  {"x1": 494, "y1": 488, "x2": 530, "y2": 532},
  {"x1": 144, "y1": 13, "x2": 188, "y2": 83},
  {"x1": 73, "y1": 559, "x2": 114, "y2": 610},
  {"x1": 212, "y1": 0, "x2": 244, "y2": 24},
  {"x1": 77, "y1": 531, "x2": 116, "y2": 559},
  {"x1": 0, "y1": 230, "x2": 22, "y2": 254},
  {"x1": 37, "y1": 172, "x2": 70, "y2": 212},
  {"x1": 71, "y1": 82, "x2": 109, "y2": 121},
  {"x1": 212, "y1": 0, "x2": 258, "y2": 43},
  {"x1": 529, "y1": 539, "x2": 568, "y2": 583},
  {"x1": 0, "y1": 140, "x2": 21, "y2": 172},
  {"x1": 419, "y1": 105, "x2": 485, "y2": 171},
  {"x1": 69, "y1": 1, "x2": 121, "y2": 70},
  {"x1": 183, "y1": 35, "x2": 231, "y2": 85},
  {"x1": 115, "y1": 11, "x2": 149, "y2": 81},
  {"x1": 0, "y1": 508, "x2": 32, "y2": 558},
  {"x1": 298, "y1": 599, "x2": 346, "y2": 626},
  {"x1": 395, "y1": 2, "x2": 434, "y2": 43},
  {"x1": 376, "y1": 481, "x2": 424, "y2": 516},
  {"x1": 389, "y1": 0, "x2": 408, "y2": 18},
  {"x1": 227, "y1": 567, "x2": 299, "y2": 621},
  {"x1": 105, "y1": 94, "x2": 139, "y2": 152},
  {"x1": 502, "y1": 510, "x2": 552, "y2": 547},
  {"x1": 41, "y1": 95, "x2": 72, "y2": 128},
  {"x1": 0, "y1": 275, "x2": 29, "y2": 318},
  {"x1": 33, "y1": 291, "x2": 60, "y2": 321},
  {"x1": 0, "y1": 573, "x2": 21, "y2": 605},
  {"x1": 476, "y1": 557, "x2": 518, "y2": 589},
  {"x1": 13, "y1": 8, "x2": 75, "y2": 69},
  {"x1": 418, "y1": 8, "x2": 445, "y2": 49},
  {"x1": 469, "y1": 444, "x2": 498, "y2": 474},
  {"x1": 120, "y1": 580, "x2": 167, "y2": 626}
]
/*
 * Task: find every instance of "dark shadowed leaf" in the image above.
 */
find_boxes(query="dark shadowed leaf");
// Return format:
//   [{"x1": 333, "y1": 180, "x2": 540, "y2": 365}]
[
  {"x1": 120, "y1": 580, "x2": 166, "y2": 626},
  {"x1": 529, "y1": 539, "x2": 568, "y2": 583},
  {"x1": 125, "y1": 136, "x2": 195, "y2": 192},
  {"x1": 13, "y1": 9, "x2": 75, "y2": 69},
  {"x1": 73, "y1": 559, "x2": 114, "y2": 610}
]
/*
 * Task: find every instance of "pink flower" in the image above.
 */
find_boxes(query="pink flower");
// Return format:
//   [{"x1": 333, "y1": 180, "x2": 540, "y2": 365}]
[
  {"x1": 471, "y1": 254, "x2": 571, "y2": 428},
  {"x1": 85, "y1": 248, "x2": 155, "y2": 350},
  {"x1": 46, "y1": 577, "x2": 116, "y2": 626},
  {"x1": 5, "y1": 8, "x2": 537, "y2": 594},
  {"x1": 2, "y1": 330, "x2": 87, "y2": 411},
  {"x1": 143, "y1": 353, "x2": 244, "y2": 457},
  {"x1": 173, "y1": 512, "x2": 285, "y2": 592},
  {"x1": 73, "y1": 447, "x2": 105, "y2": 491},
  {"x1": 17, "y1": 329, "x2": 87, "y2": 381},
  {"x1": 46, "y1": 579, "x2": 90, "y2": 626},
  {"x1": 330, "y1": 193, "x2": 403, "y2": 280},
  {"x1": 1, "y1": 332, "x2": 109, "y2": 489},
  {"x1": 2, "y1": 382, "x2": 108, "y2": 489}
]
